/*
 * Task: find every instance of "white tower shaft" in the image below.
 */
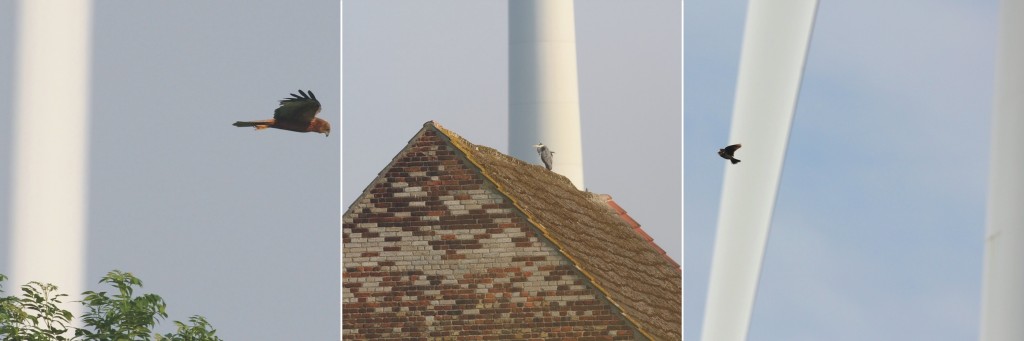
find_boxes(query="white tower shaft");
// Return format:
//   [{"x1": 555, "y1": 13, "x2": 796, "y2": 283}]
[
  {"x1": 9, "y1": 0, "x2": 92, "y2": 318},
  {"x1": 702, "y1": 1, "x2": 818, "y2": 340},
  {"x1": 981, "y1": 1, "x2": 1024, "y2": 339},
  {"x1": 508, "y1": 0, "x2": 585, "y2": 189}
]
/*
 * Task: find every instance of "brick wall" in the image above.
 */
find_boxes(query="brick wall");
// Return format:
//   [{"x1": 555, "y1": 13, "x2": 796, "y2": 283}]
[{"x1": 343, "y1": 129, "x2": 640, "y2": 340}]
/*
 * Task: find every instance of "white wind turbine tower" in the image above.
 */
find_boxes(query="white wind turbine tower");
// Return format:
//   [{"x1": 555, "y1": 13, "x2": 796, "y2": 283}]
[
  {"x1": 507, "y1": 0, "x2": 585, "y2": 190},
  {"x1": 8, "y1": 0, "x2": 92, "y2": 323},
  {"x1": 981, "y1": 0, "x2": 1024, "y2": 340},
  {"x1": 702, "y1": 0, "x2": 819, "y2": 340}
]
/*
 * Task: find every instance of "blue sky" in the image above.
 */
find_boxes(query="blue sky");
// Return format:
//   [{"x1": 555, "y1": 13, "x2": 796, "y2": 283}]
[{"x1": 686, "y1": 0, "x2": 997, "y2": 339}]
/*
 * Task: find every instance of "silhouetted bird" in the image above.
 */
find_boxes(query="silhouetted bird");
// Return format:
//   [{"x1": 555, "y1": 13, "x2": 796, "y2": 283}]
[
  {"x1": 718, "y1": 144, "x2": 741, "y2": 164},
  {"x1": 534, "y1": 143, "x2": 554, "y2": 170}
]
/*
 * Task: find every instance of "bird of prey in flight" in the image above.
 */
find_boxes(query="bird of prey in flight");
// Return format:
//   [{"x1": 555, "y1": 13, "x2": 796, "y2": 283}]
[
  {"x1": 719, "y1": 143, "x2": 742, "y2": 164},
  {"x1": 233, "y1": 90, "x2": 331, "y2": 137},
  {"x1": 534, "y1": 143, "x2": 554, "y2": 170}
]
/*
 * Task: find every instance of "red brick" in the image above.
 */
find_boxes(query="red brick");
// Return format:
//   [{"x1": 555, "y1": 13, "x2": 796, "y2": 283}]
[{"x1": 343, "y1": 124, "x2": 646, "y2": 340}]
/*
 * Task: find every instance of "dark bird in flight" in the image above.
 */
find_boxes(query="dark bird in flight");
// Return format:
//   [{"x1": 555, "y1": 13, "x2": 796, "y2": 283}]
[
  {"x1": 719, "y1": 144, "x2": 742, "y2": 164},
  {"x1": 233, "y1": 90, "x2": 331, "y2": 137},
  {"x1": 534, "y1": 143, "x2": 554, "y2": 170}
]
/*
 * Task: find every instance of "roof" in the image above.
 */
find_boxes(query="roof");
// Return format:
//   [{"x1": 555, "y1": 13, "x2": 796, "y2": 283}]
[
  {"x1": 427, "y1": 121, "x2": 682, "y2": 340},
  {"x1": 599, "y1": 194, "x2": 681, "y2": 272}
]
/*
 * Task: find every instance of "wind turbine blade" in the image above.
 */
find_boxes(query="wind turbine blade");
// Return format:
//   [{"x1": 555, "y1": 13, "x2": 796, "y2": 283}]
[
  {"x1": 702, "y1": 1, "x2": 819, "y2": 340},
  {"x1": 981, "y1": 1, "x2": 1024, "y2": 340}
]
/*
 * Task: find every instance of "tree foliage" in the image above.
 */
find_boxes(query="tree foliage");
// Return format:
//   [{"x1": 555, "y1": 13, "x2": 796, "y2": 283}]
[
  {"x1": 0, "y1": 271, "x2": 222, "y2": 341},
  {"x1": 0, "y1": 274, "x2": 74, "y2": 341}
]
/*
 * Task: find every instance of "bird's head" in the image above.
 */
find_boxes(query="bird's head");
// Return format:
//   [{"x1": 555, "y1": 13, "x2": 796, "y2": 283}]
[
  {"x1": 317, "y1": 120, "x2": 332, "y2": 137},
  {"x1": 533, "y1": 143, "x2": 545, "y2": 148}
]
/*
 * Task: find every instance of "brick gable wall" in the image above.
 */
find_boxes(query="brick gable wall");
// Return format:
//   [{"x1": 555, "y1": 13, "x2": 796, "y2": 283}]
[{"x1": 343, "y1": 129, "x2": 641, "y2": 340}]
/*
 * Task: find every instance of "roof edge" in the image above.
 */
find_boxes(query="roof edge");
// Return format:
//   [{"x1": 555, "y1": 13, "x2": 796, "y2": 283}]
[
  {"x1": 597, "y1": 194, "x2": 681, "y2": 273},
  {"x1": 427, "y1": 120, "x2": 657, "y2": 340},
  {"x1": 343, "y1": 123, "x2": 436, "y2": 217}
]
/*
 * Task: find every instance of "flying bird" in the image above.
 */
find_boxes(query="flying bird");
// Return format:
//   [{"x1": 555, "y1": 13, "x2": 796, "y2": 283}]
[
  {"x1": 233, "y1": 90, "x2": 331, "y2": 137},
  {"x1": 718, "y1": 143, "x2": 742, "y2": 164},
  {"x1": 534, "y1": 143, "x2": 554, "y2": 170}
]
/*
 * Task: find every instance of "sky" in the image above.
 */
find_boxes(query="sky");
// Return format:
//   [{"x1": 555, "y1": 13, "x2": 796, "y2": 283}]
[
  {"x1": 686, "y1": 0, "x2": 998, "y2": 340},
  {"x1": 342, "y1": 0, "x2": 681, "y2": 265},
  {"x1": 0, "y1": 1, "x2": 340, "y2": 340},
  {"x1": 4, "y1": 0, "x2": 996, "y2": 339},
  {"x1": 0, "y1": 1, "x2": 677, "y2": 339}
]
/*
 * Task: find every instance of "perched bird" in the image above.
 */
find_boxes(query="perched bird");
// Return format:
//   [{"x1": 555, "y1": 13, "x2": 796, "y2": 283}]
[
  {"x1": 718, "y1": 143, "x2": 742, "y2": 164},
  {"x1": 233, "y1": 90, "x2": 331, "y2": 137},
  {"x1": 534, "y1": 143, "x2": 554, "y2": 170}
]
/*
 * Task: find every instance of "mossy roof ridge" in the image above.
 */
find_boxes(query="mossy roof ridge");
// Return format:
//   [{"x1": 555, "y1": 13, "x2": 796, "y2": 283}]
[{"x1": 429, "y1": 121, "x2": 682, "y2": 340}]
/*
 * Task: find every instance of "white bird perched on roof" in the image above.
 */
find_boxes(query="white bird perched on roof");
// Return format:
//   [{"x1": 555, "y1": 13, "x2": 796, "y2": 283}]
[{"x1": 534, "y1": 143, "x2": 554, "y2": 171}]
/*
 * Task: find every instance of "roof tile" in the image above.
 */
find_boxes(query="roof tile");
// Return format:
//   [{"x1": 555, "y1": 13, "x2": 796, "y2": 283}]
[{"x1": 429, "y1": 121, "x2": 681, "y2": 340}]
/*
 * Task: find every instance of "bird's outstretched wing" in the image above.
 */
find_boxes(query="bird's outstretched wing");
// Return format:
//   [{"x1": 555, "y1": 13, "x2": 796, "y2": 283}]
[
  {"x1": 273, "y1": 90, "x2": 322, "y2": 124},
  {"x1": 723, "y1": 144, "x2": 742, "y2": 153}
]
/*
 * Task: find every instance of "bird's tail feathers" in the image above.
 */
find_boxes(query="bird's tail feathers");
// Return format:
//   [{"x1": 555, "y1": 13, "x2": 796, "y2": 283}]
[
  {"x1": 731, "y1": 158, "x2": 741, "y2": 164},
  {"x1": 233, "y1": 121, "x2": 271, "y2": 130}
]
